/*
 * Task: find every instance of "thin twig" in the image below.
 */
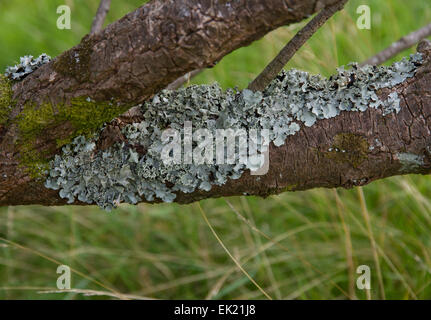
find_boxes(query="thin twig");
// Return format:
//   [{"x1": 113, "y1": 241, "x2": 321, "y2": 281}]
[
  {"x1": 247, "y1": 0, "x2": 348, "y2": 92},
  {"x1": 90, "y1": 0, "x2": 112, "y2": 34},
  {"x1": 361, "y1": 23, "x2": 431, "y2": 66},
  {"x1": 0, "y1": 236, "x2": 126, "y2": 299},
  {"x1": 166, "y1": 69, "x2": 203, "y2": 90}
]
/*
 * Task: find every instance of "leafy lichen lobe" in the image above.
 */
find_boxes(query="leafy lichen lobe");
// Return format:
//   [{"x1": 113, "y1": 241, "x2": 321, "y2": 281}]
[{"x1": 5, "y1": 54, "x2": 51, "y2": 81}]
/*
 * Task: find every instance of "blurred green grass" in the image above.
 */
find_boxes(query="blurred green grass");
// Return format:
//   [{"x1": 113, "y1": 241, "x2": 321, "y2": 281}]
[{"x1": 1, "y1": 0, "x2": 431, "y2": 299}]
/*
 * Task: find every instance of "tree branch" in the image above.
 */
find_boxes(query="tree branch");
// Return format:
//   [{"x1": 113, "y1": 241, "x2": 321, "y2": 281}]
[
  {"x1": 12, "y1": 0, "x2": 339, "y2": 107},
  {"x1": 248, "y1": 0, "x2": 348, "y2": 92},
  {"x1": 361, "y1": 22, "x2": 431, "y2": 66},
  {"x1": 2, "y1": 50, "x2": 431, "y2": 206},
  {"x1": 166, "y1": 69, "x2": 203, "y2": 90},
  {"x1": 90, "y1": 0, "x2": 112, "y2": 35},
  {"x1": 3, "y1": 0, "x2": 431, "y2": 208},
  {"x1": 1, "y1": 0, "x2": 341, "y2": 205}
]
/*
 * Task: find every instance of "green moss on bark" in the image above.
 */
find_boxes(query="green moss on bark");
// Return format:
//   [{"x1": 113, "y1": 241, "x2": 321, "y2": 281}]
[
  {"x1": 53, "y1": 35, "x2": 95, "y2": 81},
  {"x1": 324, "y1": 133, "x2": 369, "y2": 168},
  {"x1": 20, "y1": 151, "x2": 51, "y2": 180},
  {"x1": 17, "y1": 98, "x2": 128, "y2": 144},
  {"x1": 0, "y1": 74, "x2": 13, "y2": 125},
  {"x1": 16, "y1": 97, "x2": 130, "y2": 178}
]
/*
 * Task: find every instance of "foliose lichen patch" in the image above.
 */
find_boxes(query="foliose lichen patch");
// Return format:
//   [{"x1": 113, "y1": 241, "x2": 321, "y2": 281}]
[
  {"x1": 44, "y1": 53, "x2": 424, "y2": 210},
  {"x1": 5, "y1": 54, "x2": 51, "y2": 81}
]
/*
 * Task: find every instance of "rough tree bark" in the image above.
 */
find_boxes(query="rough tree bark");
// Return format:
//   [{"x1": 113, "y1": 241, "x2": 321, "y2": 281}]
[{"x1": 1, "y1": 0, "x2": 430, "y2": 206}]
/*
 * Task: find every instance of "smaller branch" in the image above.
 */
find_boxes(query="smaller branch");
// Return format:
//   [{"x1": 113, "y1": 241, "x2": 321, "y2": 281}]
[
  {"x1": 165, "y1": 69, "x2": 203, "y2": 90},
  {"x1": 361, "y1": 23, "x2": 431, "y2": 66},
  {"x1": 247, "y1": 0, "x2": 348, "y2": 92},
  {"x1": 90, "y1": 0, "x2": 112, "y2": 34}
]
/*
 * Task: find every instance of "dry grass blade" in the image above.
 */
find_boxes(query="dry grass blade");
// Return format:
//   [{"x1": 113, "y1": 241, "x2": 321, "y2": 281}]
[
  {"x1": 357, "y1": 187, "x2": 385, "y2": 299},
  {"x1": 333, "y1": 190, "x2": 356, "y2": 299},
  {"x1": 224, "y1": 198, "x2": 351, "y2": 299},
  {"x1": 197, "y1": 203, "x2": 273, "y2": 300},
  {"x1": 0, "y1": 236, "x2": 128, "y2": 300},
  {"x1": 37, "y1": 288, "x2": 153, "y2": 300}
]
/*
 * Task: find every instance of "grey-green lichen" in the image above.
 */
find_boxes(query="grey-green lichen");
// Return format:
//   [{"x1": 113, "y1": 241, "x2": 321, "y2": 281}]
[
  {"x1": 5, "y1": 54, "x2": 51, "y2": 81},
  {"x1": 396, "y1": 152, "x2": 425, "y2": 173},
  {"x1": 2, "y1": 54, "x2": 50, "y2": 124},
  {"x1": 45, "y1": 53, "x2": 424, "y2": 210}
]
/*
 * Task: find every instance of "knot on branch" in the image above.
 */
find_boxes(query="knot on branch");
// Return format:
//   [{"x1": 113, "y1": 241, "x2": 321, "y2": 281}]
[{"x1": 417, "y1": 39, "x2": 431, "y2": 59}]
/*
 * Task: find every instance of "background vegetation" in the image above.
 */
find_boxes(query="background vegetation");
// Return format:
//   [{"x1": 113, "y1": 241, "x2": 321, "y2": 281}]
[{"x1": 1, "y1": 0, "x2": 431, "y2": 300}]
